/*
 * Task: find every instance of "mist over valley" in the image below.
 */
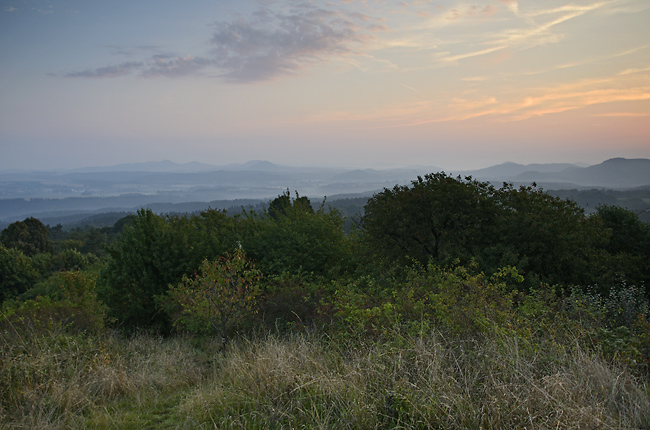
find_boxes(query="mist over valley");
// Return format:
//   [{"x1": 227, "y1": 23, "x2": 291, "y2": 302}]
[{"x1": 2, "y1": 157, "x2": 649, "y2": 229}]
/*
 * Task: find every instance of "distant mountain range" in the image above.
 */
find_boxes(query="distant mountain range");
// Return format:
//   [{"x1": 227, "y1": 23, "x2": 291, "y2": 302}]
[
  {"x1": 47, "y1": 157, "x2": 650, "y2": 189},
  {"x1": 1, "y1": 158, "x2": 649, "y2": 226},
  {"x1": 469, "y1": 158, "x2": 650, "y2": 189},
  {"x1": 67, "y1": 159, "x2": 291, "y2": 173}
]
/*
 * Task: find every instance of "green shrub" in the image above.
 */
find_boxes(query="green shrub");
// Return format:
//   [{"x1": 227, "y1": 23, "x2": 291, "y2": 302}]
[
  {"x1": 163, "y1": 249, "x2": 260, "y2": 343},
  {"x1": 1, "y1": 270, "x2": 107, "y2": 335},
  {"x1": 0, "y1": 244, "x2": 39, "y2": 302},
  {"x1": 326, "y1": 263, "x2": 525, "y2": 341},
  {"x1": 99, "y1": 208, "x2": 239, "y2": 331},
  {"x1": 240, "y1": 192, "x2": 352, "y2": 279}
]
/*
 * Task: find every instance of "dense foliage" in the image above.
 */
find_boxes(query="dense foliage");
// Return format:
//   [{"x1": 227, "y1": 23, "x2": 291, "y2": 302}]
[
  {"x1": 97, "y1": 208, "x2": 239, "y2": 330},
  {"x1": 0, "y1": 217, "x2": 54, "y2": 257},
  {"x1": 2, "y1": 174, "x2": 650, "y2": 428},
  {"x1": 362, "y1": 174, "x2": 613, "y2": 288}
]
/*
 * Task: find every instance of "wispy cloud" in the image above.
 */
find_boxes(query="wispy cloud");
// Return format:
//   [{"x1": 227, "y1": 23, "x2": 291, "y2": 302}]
[
  {"x1": 62, "y1": 2, "x2": 380, "y2": 83},
  {"x1": 441, "y1": 46, "x2": 506, "y2": 63},
  {"x1": 525, "y1": 1, "x2": 614, "y2": 18},
  {"x1": 499, "y1": 0, "x2": 519, "y2": 16},
  {"x1": 500, "y1": 87, "x2": 650, "y2": 122},
  {"x1": 412, "y1": 0, "x2": 625, "y2": 66},
  {"x1": 431, "y1": 79, "x2": 650, "y2": 123},
  {"x1": 593, "y1": 112, "x2": 650, "y2": 117},
  {"x1": 619, "y1": 65, "x2": 650, "y2": 75},
  {"x1": 63, "y1": 55, "x2": 213, "y2": 79},
  {"x1": 399, "y1": 83, "x2": 418, "y2": 91},
  {"x1": 305, "y1": 66, "x2": 650, "y2": 128},
  {"x1": 141, "y1": 55, "x2": 214, "y2": 78},
  {"x1": 33, "y1": 5, "x2": 54, "y2": 14},
  {"x1": 64, "y1": 62, "x2": 144, "y2": 78},
  {"x1": 208, "y1": 6, "x2": 375, "y2": 82}
]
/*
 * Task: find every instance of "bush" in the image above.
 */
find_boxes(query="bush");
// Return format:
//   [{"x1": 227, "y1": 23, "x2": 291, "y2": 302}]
[
  {"x1": 0, "y1": 244, "x2": 39, "y2": 302},
  {"x1": 559, "y1": 285, "x2": 650, "y2": 372},
  {"x1": 99, "y1": 208, "x2": 238, "y2": 331},
  {"x1": 325, "y1": 263, "x2": 525, "y2": 340},
  {"x1": 1, "y1": 270, "x2": 107, "y2": 335},
  {"x1": 240, "y1": 192, "x2": 352, "y2": 279},
  {"x1": 163, "y1": 249, "x2": 261, "y2": 343}
]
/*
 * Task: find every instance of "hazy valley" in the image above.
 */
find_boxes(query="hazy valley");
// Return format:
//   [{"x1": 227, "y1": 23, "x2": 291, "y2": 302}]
[{"x1": 2, "y1": 157, "x2": 650, "y2": 229}]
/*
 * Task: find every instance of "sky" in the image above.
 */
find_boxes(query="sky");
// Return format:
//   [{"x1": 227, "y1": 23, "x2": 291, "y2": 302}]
[{"x1": 1, "y1": 0, "x2": 649, "y2": 171}]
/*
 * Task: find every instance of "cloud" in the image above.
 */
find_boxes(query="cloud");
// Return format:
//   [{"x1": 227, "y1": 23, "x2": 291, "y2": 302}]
[
  {"x1": 63, "y1": 55, "x2": 212, "y2": 79},
  {"x1": 423, "y1": 0, "x2": 624, "y2": 66},
  {"x1": 441, "y1": 46, "x2": 505, "y2": 63},
  {"x1": 526, "y1": 1, "x2": 614, "y2": 18},
  {"x1": 64, "y1": 62, "x2": 144, "y2": 78},
  {"x1": 450, "y1": 96, "x2": 498, "y2": 110},
  {"x1": 33, "y1": 5, "x2": 54, "y2": 14},
  {"x1": 208, "y1": 6, "x2": 375, "y2": 82},
  {"x1": 399, "y1": 83, "x2": 418, "y2": 91},
  {"x1": 619, "y1": 66, "x2": 650, "y2": 75},
  {"x1": 141, "y1": 55, "x2": 214, "y2": 78},
  {"x1": 62, "y1": 3, "x2": 378, "y2": 83},
  {"x1": 593, "y1": 112, "x2": 650, "y2": 117},
  {"x1": 437, "y1": 83, "x2": 650, "y2": 123},
  {"x1": 368, "y1": 24, "x2": 389, "y2": 32},
  {"x1": 435, "y1": 4, "x2": 501, "y2": 21},
  {"x1": 316, "y1": 68, "x2": 650, "y2": 128},
  {"x1": 499, "y1": 0, "x2": 519, "y2": 15}
]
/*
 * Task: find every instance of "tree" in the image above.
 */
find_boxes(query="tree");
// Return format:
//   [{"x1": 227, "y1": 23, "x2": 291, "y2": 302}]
[
  {"x1": 99, "y1": 209, "x2": 169, "y2": 329},
  {"x1": 2, "y1": 270, "x2": 107, "y2": 334},
  {"x1": 98, "y1": 208, "x2": 238, "y2": 330},
  {"x1": 0, "y1": 244, "x2": 39, "y2": 302},
  {"x1": 592, "y1": 205, "x2": 650, "y2": 294},
  {"x1": 360, "y1": 174, "x2": 606, "y2": 289},
  {"x1": 165, "y1": 249, "x2": 260, "y2": 344},
  {"x1": 268, "y1": 189, "x2": 314, "y2": 220},
  {"x1": 1, "y1": 217, "x2": 54, "y2": 257},
  {"x1": 361, "y1": 173, "x2": 500, "y2": 267},
  {"x1": 595, "y1": 205, "x2": 650, "y2": 255},
  {"x1": 241, "y1": 192, "x2": 351, "y2": 278},
  {"x1": 496, "y1": 183, "x2": 603, "y2": 287}
]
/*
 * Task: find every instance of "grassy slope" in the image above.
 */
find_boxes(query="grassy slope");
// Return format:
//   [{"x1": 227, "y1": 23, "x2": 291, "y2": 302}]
[{"x1": 2, "y1": 327, "x2": 649, "y2": 429}]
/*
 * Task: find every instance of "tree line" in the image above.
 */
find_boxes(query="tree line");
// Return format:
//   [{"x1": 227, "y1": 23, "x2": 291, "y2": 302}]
[{"x1": 1, "y1": 174, "x2": 649, "y2": 352}]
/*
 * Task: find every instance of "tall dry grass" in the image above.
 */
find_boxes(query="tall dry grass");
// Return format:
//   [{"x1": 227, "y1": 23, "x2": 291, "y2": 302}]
[
  {"x1": 181, "y1": 330, "x2": 650, "y2": 429},
  {"x1": 0, "y1": 321, "x2": 212, "y2": 429},
  {"x1": 2, "y1": 325, "x2": 649, "y2": 429}
]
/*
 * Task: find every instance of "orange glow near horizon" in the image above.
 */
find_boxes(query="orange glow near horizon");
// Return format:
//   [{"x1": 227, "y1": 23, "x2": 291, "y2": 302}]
[{"x1": 0, "y1": 0, "x2": 648, "y2": 170}]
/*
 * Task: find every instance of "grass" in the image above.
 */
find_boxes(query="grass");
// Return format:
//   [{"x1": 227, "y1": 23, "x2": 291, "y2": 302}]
[{"x1": 2, "y1": 323, "x2": 649, "y2": 429}]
